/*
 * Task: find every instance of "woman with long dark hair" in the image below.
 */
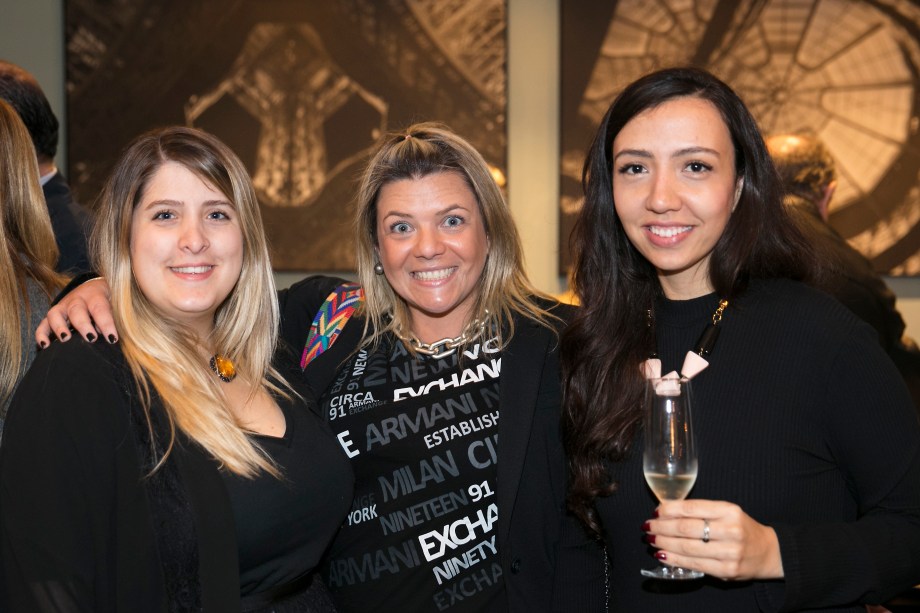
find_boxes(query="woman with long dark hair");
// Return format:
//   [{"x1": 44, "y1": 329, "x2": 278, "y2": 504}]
[{"x1": 562, "y1": 67, "x2": 920, "y2": 611}]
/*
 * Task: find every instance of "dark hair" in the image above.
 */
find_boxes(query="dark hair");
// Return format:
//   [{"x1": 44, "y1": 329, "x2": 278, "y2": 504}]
[
  {"x1": 0, "y1": 61, "x2": 59, "y2": 161},
  {"x1": 561, "y1": 66, "x2": 813, "y2": 536}
]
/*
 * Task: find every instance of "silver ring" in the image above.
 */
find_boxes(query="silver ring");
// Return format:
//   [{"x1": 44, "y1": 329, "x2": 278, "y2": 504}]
[{"x1": 702, "y1": 519, "x2": 711, "y2": 543}]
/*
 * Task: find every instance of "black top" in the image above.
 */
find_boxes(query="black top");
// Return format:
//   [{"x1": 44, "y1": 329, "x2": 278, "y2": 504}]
[
  {"x1": 596, "y1": 279, "x2": 920, "y2": 612},
  {"x1": 318, "y1": 334, "x2": 504, "y2": 612},
  {"x1": 0, "y1": 338, "x2": 353, "y2": 612},
  {"x1": 222, "y1": 388, "x2": 354, "y2": 597},
  {"x1": 278, "y1": 275, "x2": 579, "y2": 613},
  {"x1": 788, "y1": 200, "x2": 920, "y2": 409}
]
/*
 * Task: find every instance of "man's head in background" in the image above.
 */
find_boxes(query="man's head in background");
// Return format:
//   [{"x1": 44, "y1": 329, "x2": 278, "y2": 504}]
[
  {"x1": 0, "y1": 60, "x2": 59, "y2": 173},
  {"x1": 766, "y1": 132, "x2": 837, "y2": 222}
]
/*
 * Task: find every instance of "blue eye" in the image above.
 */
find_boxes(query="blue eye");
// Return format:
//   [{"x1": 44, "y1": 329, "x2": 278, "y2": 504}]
[
  {"x1": 444, "y1": 215, "x2": 464, "y2": 227},
  {"x1": 391, "y1": 221, "x2": 411, "y2": 233},
  {"x1": 208, "y1": 210, "x2": 231, "y2": 220},
  {"x1": 153, "y1": 210, "x2": 175, "y2": 220}
]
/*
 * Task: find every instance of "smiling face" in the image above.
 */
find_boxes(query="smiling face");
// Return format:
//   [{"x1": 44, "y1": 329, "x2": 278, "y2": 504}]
[
  {"x1": 130, "y1": 161, "x2": 244, "y2": 338},
  {"x1": 375, "y1": 171, "x2": 489, "y2": 341},
  {"x1": 612, "y1": 96, "x2": 742, "y2": 299}
]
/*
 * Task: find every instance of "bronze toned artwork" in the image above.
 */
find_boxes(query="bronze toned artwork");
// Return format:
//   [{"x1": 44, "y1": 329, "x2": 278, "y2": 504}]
[
  {"x1": 561, "y1": 0, "x2": 920, "y2": 275},
  {"x1": 66, "y1": 0, "x2": 507, "y2": 270}
]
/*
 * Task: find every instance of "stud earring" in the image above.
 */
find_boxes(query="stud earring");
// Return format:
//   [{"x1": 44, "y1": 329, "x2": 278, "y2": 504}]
[{"x1": 374, "y1": 262, "x2": 384, "y2": 275}]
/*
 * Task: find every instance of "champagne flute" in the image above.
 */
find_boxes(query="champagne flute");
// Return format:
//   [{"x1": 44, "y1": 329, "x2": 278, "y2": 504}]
[{"x1": 641, "y1": 375, "x2": 704, "y2": 580}]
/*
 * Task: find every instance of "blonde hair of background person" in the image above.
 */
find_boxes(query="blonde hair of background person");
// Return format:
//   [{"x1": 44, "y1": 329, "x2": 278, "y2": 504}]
[
  {"x1": 93, "y1": 126, "x2": 287, "y2": 476},
  {"x1": 353, "y1": 121, "x2": 558, "y2": 350},
  {"x1": 0, "y1": 98, "x2": 65, "y2": 411}
]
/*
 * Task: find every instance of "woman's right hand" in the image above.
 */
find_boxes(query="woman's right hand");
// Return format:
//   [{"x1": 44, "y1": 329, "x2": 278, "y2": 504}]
[{"x1": 36, "y1": 278, "x2": 117, "y2": 346}]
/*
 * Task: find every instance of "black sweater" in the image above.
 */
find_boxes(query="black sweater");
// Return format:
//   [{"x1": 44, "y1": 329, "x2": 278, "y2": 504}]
[{"x1": 597, "y1": 279, "x2": 920, "y2": 612}]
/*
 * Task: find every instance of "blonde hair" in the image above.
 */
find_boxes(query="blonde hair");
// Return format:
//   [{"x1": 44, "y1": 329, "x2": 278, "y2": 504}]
[
  {"x1": 0, "y1": 99, "x2": 65, "y2": 408},
  {"x1": 354, "y1": 122, "x2": 556, "y2": 349},
  {"x1": 92, "y1": 126, "x2": 283, "y2": 477}
]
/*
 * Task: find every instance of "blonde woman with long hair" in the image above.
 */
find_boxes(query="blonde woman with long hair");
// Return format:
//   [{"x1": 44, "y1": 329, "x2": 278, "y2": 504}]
[
  {"x1": 0, "y1": 126, "x2": 352, "y2": 612},
  {"x1": 0, "y1": 98, "x2": 65, "y2": 428}
]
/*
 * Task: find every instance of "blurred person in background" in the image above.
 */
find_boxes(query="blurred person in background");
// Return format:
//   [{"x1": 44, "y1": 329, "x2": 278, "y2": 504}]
[
  {"x1": 0, "y1": 59, "x2": 92, "y2": 274},
  {"x1": 767, "y1": 131, "x2": 920, "y2": 410},
  {"x1": 0, "y1": 98, "x2": 66, "y2": 432}
]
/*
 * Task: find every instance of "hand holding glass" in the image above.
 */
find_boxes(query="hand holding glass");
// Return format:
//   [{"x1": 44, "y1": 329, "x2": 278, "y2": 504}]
[{"x1": 641, "y1": 376, "x2": 704, "y2": 580}]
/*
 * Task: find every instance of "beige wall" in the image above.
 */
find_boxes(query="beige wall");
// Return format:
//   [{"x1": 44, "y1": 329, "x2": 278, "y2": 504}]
[{"x1": 3, "y1": 0, "x2": 919, "y2": 339}]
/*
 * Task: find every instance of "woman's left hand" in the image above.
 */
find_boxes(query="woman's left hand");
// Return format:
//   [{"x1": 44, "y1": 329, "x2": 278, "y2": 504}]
[{"x1": 644, "y1": 499, "x2": 785, "y2": 581}]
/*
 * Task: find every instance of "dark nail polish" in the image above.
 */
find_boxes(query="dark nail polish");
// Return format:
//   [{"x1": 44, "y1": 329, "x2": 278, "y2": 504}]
[
  {"x1": 645, "y1": 534, "x2": 656, "y2": 545},
  {"x1": 641, "y1": 521, "x2": 651, "y2": 532},
  {"x1": 655, "y1": 551, "x2": 667, "y2": 561},
  {"x1": 107, "y1": 334, "x2": 118, "y2": 344},
  {"x1": 60, "y1": 332, "x2": 69, "y2": 341},
  {"x1": 38, "y1": 340, "x2": 47, "y2": 350},
  {"x1": 86, "y1": 333, "x2": 96, "y2": 342},
  {"x1": 653, "y1": 508, "x2": 660, "y2": 518}
]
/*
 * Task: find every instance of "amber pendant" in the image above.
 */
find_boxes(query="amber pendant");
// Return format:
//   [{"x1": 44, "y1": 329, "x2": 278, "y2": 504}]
[{"x1": 209, "y1": 354, "x2": 237, "y2": 383}]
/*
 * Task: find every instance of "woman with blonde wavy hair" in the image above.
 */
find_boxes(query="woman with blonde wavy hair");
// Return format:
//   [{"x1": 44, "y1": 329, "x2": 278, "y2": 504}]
[
  {"x1": 0, "y1": 126, "x2": 352, "y2": 612},
  {"x1": 0, "y1": 98, "x2": 65, "y2": 428}
]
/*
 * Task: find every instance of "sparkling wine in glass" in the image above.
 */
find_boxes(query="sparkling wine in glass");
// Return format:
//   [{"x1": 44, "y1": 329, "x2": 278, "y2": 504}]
[{"x1": 641, "y1": 375, "x2": 704, "y2": 580}]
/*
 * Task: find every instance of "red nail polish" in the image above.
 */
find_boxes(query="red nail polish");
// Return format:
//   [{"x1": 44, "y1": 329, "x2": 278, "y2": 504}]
[
  {"x1": 645, "y1": 534, "x2": 656, "y2": 545},
  {"x1": 641, "y1": 521, "x2": 650, "y2": 532},
  {"x1": 655, "y1": 551, "x2": 667, "y2": 561},
  {"x1": 653, "y1": 508, "x2": 659, "y2": 518}
]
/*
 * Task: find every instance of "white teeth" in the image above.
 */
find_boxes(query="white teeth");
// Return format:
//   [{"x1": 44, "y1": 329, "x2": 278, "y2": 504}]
[
  {"x1": 413, "y1": 267, "x2": 455, "y2": 281},
  {"x1": 172, "y1": 266, "x2": 212, "y2": 274},
  {"x1": 649, "y1": 226, "x2": 691, "y2": 238}
]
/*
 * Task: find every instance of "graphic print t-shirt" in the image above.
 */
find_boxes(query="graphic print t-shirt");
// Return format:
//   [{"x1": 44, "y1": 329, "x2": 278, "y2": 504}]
[{"x1": 321, "y1": 335, "x2": 504, "y2": 612}]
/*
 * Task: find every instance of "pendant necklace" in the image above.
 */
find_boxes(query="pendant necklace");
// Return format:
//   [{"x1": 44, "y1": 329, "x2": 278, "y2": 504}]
[
  {"x1": 642, "y1": 298, "x2": 728, "y2": 380},
  {"x1": 209, "y1": 354, "x2": 237, "y2": 383}
]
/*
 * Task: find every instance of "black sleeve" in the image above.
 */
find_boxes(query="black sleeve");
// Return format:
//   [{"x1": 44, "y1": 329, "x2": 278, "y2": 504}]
[
  {"x1": 775, "y1": 323, "x2": 920, "y2": 611},
  {"x1": 0, "y1": 342, "x2": 125, "y2": 612}
]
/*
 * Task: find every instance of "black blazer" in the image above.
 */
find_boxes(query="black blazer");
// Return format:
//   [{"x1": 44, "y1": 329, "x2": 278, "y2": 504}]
[{"x1": 279, "y1": 275, "x2": 577, "y2": 612}]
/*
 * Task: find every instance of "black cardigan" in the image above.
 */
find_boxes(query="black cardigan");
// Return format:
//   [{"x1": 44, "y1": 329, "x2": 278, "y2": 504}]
[{"x1": 0, "y1": 340, "x2": 241, "y2": 612}]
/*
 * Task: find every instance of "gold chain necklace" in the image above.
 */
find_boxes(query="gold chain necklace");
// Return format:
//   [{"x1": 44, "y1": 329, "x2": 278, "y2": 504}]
[{"x1": 395, "y1": 318, "x2": 486, "y2": 359}]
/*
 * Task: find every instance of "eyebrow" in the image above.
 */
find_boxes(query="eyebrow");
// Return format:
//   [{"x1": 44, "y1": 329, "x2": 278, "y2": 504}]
[
  {"x1": 141, "y1": 198, "x2": 234, "y2": 209},
  {"x1": 613, "y1": 146, "x2": 722, "y2": 162},
  {"x1": 381, "y1": 203, "x2": 469, "y2": 220}
]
